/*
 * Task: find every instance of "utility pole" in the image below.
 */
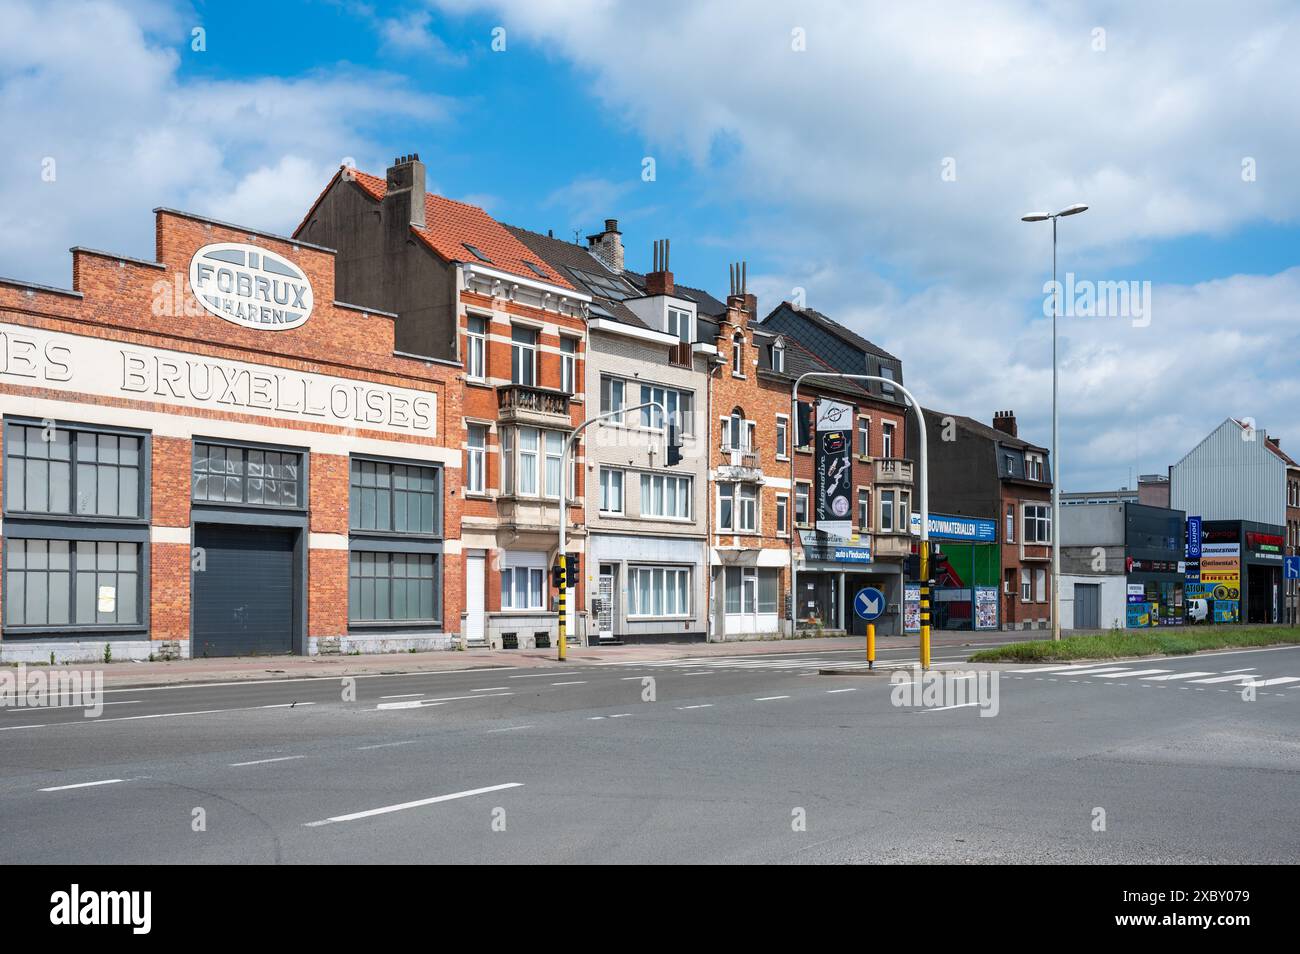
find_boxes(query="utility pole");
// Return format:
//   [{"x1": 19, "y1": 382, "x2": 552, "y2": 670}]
[{"x1": 556, "y1": 401, "x2": 679, "y2": 661}]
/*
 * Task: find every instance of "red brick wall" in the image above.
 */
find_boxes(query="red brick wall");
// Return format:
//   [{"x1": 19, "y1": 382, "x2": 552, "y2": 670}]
[{"x1": 0, "y1": 207, "x2": 464, "y2": 648}]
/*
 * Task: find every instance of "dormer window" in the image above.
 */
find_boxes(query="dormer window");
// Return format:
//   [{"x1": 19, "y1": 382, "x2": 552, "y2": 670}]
[
  {"x1": 667, "y1": 306, "x2": 692, "y2": 343},
  {"x1": 771, "y1": 340, "x2": 785, "y2": 373}
]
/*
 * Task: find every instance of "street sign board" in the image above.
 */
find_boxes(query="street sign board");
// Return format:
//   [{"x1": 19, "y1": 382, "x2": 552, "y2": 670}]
[
  {"x1": 1285, "y1": 556, "x2": 1300, "y2": 580},
  {"x1": 853, "y1": 586, "x2": 886, "y2": 621}
]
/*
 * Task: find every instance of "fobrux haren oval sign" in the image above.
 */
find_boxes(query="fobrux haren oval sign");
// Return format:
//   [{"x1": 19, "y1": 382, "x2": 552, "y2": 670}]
[{"x1": 189, "y1": 242, "x2": 314, "y2": 331}]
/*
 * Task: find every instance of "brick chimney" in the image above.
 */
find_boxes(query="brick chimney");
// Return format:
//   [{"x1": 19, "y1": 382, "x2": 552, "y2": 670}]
[
  {"x1": 645, "y1": 238, "x2": 674, "y2": 296},
  {"x1": 385, "y1": 154, "x2": 426, "y2": 230},
  {"x1": 992, "y1": 410, "x2": 1018, "y2": 437},
  {"x1": 586, "y1": 218, "x2": 624, "y2": 273}
]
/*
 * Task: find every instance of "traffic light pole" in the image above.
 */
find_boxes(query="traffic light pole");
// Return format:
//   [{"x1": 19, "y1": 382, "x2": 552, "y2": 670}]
[
  {"x1": 556, "y1": 401, "x2": 672, "y2": 661},
  {"x1": 790, "y1": 374, "x2": 932, "y2": 669}
]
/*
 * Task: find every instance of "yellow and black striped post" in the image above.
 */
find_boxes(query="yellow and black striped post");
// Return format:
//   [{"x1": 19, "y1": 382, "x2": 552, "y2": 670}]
[
  {"x1": 866, "y1": 622, "x2": 875, "y2": 669},
  {"x1": 557, "y1": 554, "x2": 567, "y2": 662},
  {"x1": 919, "y1": 540, "x2": 931, "y2": 670}
]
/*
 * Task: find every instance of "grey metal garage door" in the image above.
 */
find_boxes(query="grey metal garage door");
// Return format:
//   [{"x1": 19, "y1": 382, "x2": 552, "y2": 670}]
[
  {"x1": 1074, "y1": 582, "x2": 1100, "y2": 630},
  {"x1": 193, "y1": 525, "x2": 296, "y2": 657}
]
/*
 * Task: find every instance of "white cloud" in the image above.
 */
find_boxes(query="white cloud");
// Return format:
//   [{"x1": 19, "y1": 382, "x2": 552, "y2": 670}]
[
  {"x1": 438, "y1": 0, "x2": 1300, "y2": 490},
  {"x1": 0, "y1": 0, "x2": 448, "y2": 286}
]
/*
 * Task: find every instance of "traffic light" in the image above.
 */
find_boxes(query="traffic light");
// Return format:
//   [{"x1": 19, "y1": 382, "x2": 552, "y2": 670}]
[
  {"x1": 552, "y1": 562, "x2": 564, "y2": 589},
  {"x1": 667, "y1": 423, "x2": 683, "y2": 466},
  {"x1": 796, "y1": 400, "x2": 814, "y2": 448},
  {"x1": 565, "y1": 553, "x2": 580, "y2": 588}
]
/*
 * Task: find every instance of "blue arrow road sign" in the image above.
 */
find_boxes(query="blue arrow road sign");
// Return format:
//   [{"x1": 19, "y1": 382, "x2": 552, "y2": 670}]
[
  {"x1": 1285, "y1": 556, "x2": 1300, "y2": 580},
  {"x1": 854, "y1": 587, "x2": 886, "y2": 621}
]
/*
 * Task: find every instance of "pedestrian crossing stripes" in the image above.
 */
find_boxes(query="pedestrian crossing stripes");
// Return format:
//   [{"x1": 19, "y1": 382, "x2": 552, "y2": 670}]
[
  {"x1": 639, "y1": 656, "x2": 915, "y2": 673},
  {"x1": 1009, "y1": 663, "x2": 1300, "y2": 690}
]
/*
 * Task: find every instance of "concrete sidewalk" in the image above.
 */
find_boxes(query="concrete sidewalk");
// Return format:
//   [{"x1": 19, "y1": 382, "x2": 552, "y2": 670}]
[{"x1": 8, "y1": 630, "x2": 1023, "y2": 688}]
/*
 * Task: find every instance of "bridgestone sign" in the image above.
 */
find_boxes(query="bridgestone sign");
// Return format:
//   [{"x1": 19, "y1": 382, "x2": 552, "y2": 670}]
[{"x1": 189, "y1": 242, "x2": 314, "y2": 330}]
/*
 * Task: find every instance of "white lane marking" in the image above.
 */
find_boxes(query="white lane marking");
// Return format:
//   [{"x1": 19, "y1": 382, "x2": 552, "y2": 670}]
[
  {"x1": 229, "y1": 755, "x2": 305, "y2": 767},
  {"x1": 921, "y1": 702, "x2": 982, "y2": 712},
  {"x1": 1245, "y1": 676, "x2": 1300, "y2": 687},
  {"x1": 486, "y1": 725, "x2": 534, "y2": 733},
  {"x1": 1141, "y1": 671, "x2": 1216, "y2": 681},
  {"x1": 40, "y1": 778, "x2": 124, "y2": 792},
  {"x1": 380, "y1": 693, "x2": 423, "y2": 699},
  {"x1": 675, "y1": 704, "x2": 713, "y2": 710},
  {"x1": 509, "y1": 672, "x2": 579, "y2": 679},
  {"x1": 683, "y1": 671, "x2": 712, "y2": 676},
  {"x1": 357, "y1": 740, "x2": 418, "y2": 750},
  {"x1": 609, "y1": 713, "x2": 632, "y2": 718},
  {"x1": 827, "y1": 687, "x2": 858, "y2": 693},
  {"x1": 1043, "y1": 666, "x2": 1131, "y2": 676},
  {"x1": 304, "y1": 782, "x2": 524, "y2": 827},
  {"x1": 471, "y1": 687, "x2": 509, "y2": 692},
  {"x1": 260, "y1": 702, "x2": 317, "y2": 709},
  {"x1": 377, "y1": 691, "x2": 512, "y2": 710},
  {"x1": 619, "y1": 676, "x2": 645, "y2": 681},
  {"x1": 588, "y1": 716, "x2": 605, "y2": 720},
  {"x1": 551, "y1": 681, "x2": 587, "y2": 686},
  {"x1": 97, "y1": 666, "x2": 521, "y2": 695},
  {"x1": 1091, "y1": 669, "x2": 1172, "y2": 678},
  {"x1": 755, "y1": 695, "x2": 790, "y2": 701},
  {"x1": 1222, "y1": 668, "x2": 1257, "y2": 673},
  {"x1": 1188, "y1": 674, "x2": 1258, "y2": 684},
  {"x1": 4, "y1": 700, "x2": 141, "y2": 713}
]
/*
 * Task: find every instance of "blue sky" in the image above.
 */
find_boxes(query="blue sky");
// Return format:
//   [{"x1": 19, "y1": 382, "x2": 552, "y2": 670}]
[{"x1": 2, "y1": 0, "x2": 1298, "y2": 491}]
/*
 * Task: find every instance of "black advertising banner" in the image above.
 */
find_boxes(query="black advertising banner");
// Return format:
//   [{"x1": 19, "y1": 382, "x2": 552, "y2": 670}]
[{"x1": 815, "y1": 398, "x2": 853, "y2": 538}]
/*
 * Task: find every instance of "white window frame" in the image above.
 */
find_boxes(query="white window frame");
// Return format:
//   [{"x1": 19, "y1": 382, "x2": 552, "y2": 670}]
[
  {"x1": 1005, "y1": 503, "x2": 1015, "y2": 542},
  {"x1": 857, "y1": 416, "x2": 870, "y2": 457},
  {"x1": 511, "y1": 325, "x2": 538, "y2": 387},
  {"x1": 775, "y1": 414, "x2": 789, "y2": 460},
  {"x1": 1034, "y1": 568, "x2": 1047, "y2": 603},
  {"x1": 600, "y1": 375, "x2": 626, "y2": 423},
  {"x1": 776, "y1": 494, "x2": 788, "y2": 534},
  {"x1": 882, "y1": 421, "x2": 895, "y2": 459},
  {"x1": 559, "y1": 335, "x2": 577, "y2": 395},
  {"x1": 1024, "y1": 504, "x2": 1052, "y2": 544},
  {"x1": 731, "y1": 331, "x2": 744, "y2": 377},
  {"x1": 857, "y1": 487, "x2": 870, "y2": 530},
  {"x1": 628, "y1": 565, "x2": 692, "y2": 618},
  {"x1": 501, "y1": 565, "x2": 546, "y2": 611},
  {"x1": 466, "y1": 423, "x2": 487, "y2": 494},
  {"x1": 599, "y1": 467, "x2": 624, "y2": 514},
  {"x1": 641, "y1": 383, "x2": 694, "y2": 435},
  {"x1": 466, "y1": 314, "x2": 488, "y2": 381},
  {"x1": 640, "y1": 472, "x2": 691, "y2": 519},
  {"x1": 544, "y1": 431, "x2": 564, "y2": 499},
  {"x1": 771, "y1": 341, "x2": 785, "y2": 373},
  {"x1": 880, "y1": 489, "x2": 895, "y2": 532},
  {"x1": 1020, "y1": 567, "x2": 1031, "y2": 603},
  {"x1": 667, "y1": 307, "x2": 692, "y2": 343},
  {"x1": 794, "y1": 482, "x2": 811, "y2": 528}
]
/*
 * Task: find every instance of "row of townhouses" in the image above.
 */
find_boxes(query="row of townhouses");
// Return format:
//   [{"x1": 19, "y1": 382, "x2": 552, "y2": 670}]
[{"x1": 3, "y1": 155, "x2": 1072, "y2": 662}]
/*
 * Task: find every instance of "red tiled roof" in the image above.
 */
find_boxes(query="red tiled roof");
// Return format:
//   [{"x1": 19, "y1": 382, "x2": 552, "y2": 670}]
[{"x1": 348, "y1": 170, "x2": 573, "y2": 290}]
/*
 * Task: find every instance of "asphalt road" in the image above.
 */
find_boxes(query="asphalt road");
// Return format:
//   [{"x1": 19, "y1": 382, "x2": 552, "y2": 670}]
[{"x1": 2, "y1": 642, "x2": 1298, "y2": 864}]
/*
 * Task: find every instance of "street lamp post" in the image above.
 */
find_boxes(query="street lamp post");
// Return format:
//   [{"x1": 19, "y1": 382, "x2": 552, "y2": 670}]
[
  {"x1": 790, "y1": 373, "x2": 932, "y2": 669},
  {"x1": 1021, "y1": 203, "x2": 1087, "y2": 642},
  {"x1": 556, "y1": 401, "x2": 670, "y2": 661}
]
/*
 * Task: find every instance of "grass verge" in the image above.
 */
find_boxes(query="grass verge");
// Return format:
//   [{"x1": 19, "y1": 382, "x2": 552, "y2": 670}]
[{"x1": 968, "y1": 625, "x2": 1300, "y2": 663}]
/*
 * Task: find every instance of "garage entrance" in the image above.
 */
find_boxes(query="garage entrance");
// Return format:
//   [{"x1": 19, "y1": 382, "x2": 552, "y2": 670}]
[
  {"x1": 193, "y1": 525, "x2": 298, "y2": 657},
  {"x1": 1075, "y1": 582, "x2": 1100, "y2": 630}
]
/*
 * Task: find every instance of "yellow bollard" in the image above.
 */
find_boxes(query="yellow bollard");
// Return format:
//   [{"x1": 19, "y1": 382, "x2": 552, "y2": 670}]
[{"x1": 867, "y1": 622, "x2": 875, "y2": 669}]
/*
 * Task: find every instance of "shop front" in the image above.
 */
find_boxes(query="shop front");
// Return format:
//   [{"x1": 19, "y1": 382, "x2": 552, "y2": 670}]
[
  {"x1": 909, "y1": 512, "x2": 1000, "y2": 630},
  {"x1": 1193, "y1": 521, "x2": 1285, "y2": 624},
  {"x1": 798, "y1": 530, "x2": 904, "y2": 636}
]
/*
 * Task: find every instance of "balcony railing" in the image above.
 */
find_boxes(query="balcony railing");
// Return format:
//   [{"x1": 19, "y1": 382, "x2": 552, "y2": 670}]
[
  {"x1": 668, "y1": 341, "x2": 693, "y2": 367},
  {"x1": 874, "y1": 457, "x2": 914, "y2": 484},
  {"x1": 720, "y1": 442, "x2": 761, "y2": 470},
  {"x1": 496, "y1": 383, "x2": 571, "y2": 420}
]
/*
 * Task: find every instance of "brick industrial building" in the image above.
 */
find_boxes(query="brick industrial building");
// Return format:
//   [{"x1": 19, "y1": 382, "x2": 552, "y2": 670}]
[{"x1": 1, "y1": 206, "x2": 461, "y2": 661}]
